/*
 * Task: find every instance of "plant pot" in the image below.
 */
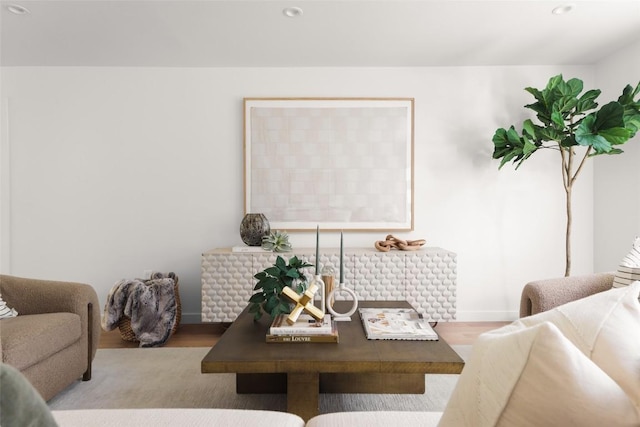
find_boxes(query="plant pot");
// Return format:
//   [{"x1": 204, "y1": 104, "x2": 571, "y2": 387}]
[{"x1": 240, "y1": 213, "x2": 270, "y2": 246}]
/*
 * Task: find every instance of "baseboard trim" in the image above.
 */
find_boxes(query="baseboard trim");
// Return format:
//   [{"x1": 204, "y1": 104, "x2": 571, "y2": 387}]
[{"x1": 180, "y1": 312, "x2": 202, "y2": 324}]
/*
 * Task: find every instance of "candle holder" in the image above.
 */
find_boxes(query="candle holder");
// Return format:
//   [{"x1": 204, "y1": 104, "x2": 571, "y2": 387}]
[
  {"x1": 309, "y1": 274, "x2": 326, "y2": 315},
  {"x1": 326, "y1": 283, "x2": 358, "y2": 321},
  {"x1": 327, "y1": 230, "x2": 358, "y2": 320},
  {"x1": 321, "y1": 265, "x2": 335, "y2": 306}
]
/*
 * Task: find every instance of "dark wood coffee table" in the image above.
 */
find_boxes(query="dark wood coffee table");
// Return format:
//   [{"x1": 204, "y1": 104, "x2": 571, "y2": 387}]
[{"x1": 201, "y1": 301, "x2": 464, "y2": 421}]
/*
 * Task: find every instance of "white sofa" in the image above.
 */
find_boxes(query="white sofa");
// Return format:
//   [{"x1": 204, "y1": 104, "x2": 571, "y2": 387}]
[
  {"x1": 51, "y1": 408, "x2": 444, "y2": 426},
  {"x1": 4, "y1": 279, "x2": 640, "y2": 427}
]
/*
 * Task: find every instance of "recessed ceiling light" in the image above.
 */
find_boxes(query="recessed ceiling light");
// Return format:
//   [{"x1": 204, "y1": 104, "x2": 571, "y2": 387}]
[
  {"x1": 7, "y1": 4, "x2": 30, "y2": 15},
  {"x1": 552, "y1": 4, "x2": 575, "y2": 15},
  {"x1": 283, "y1": 7, "x2": 303, "y2": 18}
]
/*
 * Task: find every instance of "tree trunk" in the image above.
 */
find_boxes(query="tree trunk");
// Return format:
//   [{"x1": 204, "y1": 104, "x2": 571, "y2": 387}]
[
  {"x1": 564, "y1": 184, "x2": 572, "y2": 277},
  {"x1": 562, "y1": 146, "x2": 590, "y2": 277}
]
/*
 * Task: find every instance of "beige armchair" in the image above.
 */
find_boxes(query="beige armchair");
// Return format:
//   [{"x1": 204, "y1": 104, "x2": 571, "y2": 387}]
[
  {"x1": 520, "y1": 272, "x2": 614, "y2": 317},
  {"x1": 0, "y1": 275, "x2": 101, "y2": 400}
]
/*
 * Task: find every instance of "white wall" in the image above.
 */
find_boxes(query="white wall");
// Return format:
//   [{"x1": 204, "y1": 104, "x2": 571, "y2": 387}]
[
  {"x1": 594, "y1": 40, "x2": 640, "y2": 271},
  {"x1": 0, "y1": 65, "x2": 595, "y2": 322}
]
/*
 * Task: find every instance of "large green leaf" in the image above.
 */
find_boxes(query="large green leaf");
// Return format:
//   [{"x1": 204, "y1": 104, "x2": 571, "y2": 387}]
[
  {"x1": 560, "y1": 135, "x2": 577, "y2": 148},
  {"x1": 274, "y1": 302, "x2": 291, "y2": 316},
  {"x1": 498, "y1": 151, "x2": 519, "y2": 169},
  {"x1": 546, "y1": 74, "x2": 563, "y2": 92},
  {"x1": 576, "y1": 114, "x2": 612, "y2": 153},
  {"x1": 618, "y1": 82, "x2": 640, "y2": 105},
  {"x1": 525, "y1": 87, "x2": 545, "y2": 104},
  {"x1": 261, "y1": 279, "x2": 278, "y2": 293},
  {"x1": 555, "y1": 96, "x2": 578, "y2": 114},
  {"x1": 523, "y1": 138, "x2": 537, "y2": 155},
  {"x1": 589, "y1": 147, "x2": 624, "y2": 157},
  {"x1": 288, "y1": 256, "x2": 301, "y2": 266},
  {"x1": 286, "y1": 269, "x2": 300, "y2": 278},
  {"x1": 620, "y1": 83, "x2": 640, "y2": 136},
  {"x1": 282, "y1": 276, "x2": 294, "y2": 287},
  {"x1": 624, "y1": 112, "x2": 640, "y2": 136},
  {"x1": 493, "y1": 147, "x2": 511, "y2": 160},
  {"x1": 264, "y1": 295, "x2": 279, "y2": 313},
  {"x1": 249, "y1": 293, "x2": 265, "y2": 303},
  {"x1": 524, "y1": 101, "x2": 551, "y2": 124},
  {"x1": 288, "y1": 256, "x2": 311, "y2": 270},
  {"x1": 492, "y1": 128, "x2": 509, "y2": 148},
  {"x1": 575, "y1": 89, "x2": 600, "y2": 114},
  {"x1": 551, "y1": 110, "x2": 565, "y2": 128},
  {"x1": 522, "y1": 119, "x2": 537, "y2": 139},
  {"x1": 580, "y1": 134, "x2": 612, "y2": 154},
  {"x1": 575, "y1": 114, "x2": 596, "y2": 145},
  {"x1": 506, "y1": 127, "x2": 522, "y2": 144},
  {"x1": 254, "y1": 271, "x2": 268, "y2": 280},
  {"x1": 566, "y1": 78, "x2": 583, "y2": 97},
  {"x1": 537, "y1": 126, "x2": 563, "y2": 142},
  {"x1": 599, "y1": 127, "x2": 631, "y2": 145},
  {"x1": 594, "y1": 102, "x2": 625, "y2": 131},
  {"x1": 264, "y1": 266, "x2": 280, "y2": 277},
  {"x1": 255, "y1": 276, "x2": 277, "y2": 290}
]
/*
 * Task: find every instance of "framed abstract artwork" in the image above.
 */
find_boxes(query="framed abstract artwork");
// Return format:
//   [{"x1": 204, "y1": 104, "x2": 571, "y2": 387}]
[{"x1": 243, "y1": 98, "x2": 414, "y2": 231}]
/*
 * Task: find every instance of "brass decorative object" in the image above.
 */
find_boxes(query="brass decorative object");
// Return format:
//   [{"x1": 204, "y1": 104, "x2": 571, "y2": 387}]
[{"x1": 282, "y1": 284, "x2": 324, "y2": 324}]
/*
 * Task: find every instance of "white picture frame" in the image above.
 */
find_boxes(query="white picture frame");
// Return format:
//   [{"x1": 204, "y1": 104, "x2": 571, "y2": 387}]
[{"x1": 244, "y1": 98, "x2": 414, "y2": 231}]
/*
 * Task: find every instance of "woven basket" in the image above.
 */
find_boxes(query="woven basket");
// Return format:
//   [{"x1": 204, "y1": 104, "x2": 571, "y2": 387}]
[{"x1": 118, "y1": 275, "x2": 182, "y2": 342}]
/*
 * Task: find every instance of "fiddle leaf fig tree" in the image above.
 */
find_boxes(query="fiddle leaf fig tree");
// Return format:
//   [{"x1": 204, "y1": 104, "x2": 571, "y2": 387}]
[{"x1": 493, "y1": 75, "x2": 640, "y2": 277}]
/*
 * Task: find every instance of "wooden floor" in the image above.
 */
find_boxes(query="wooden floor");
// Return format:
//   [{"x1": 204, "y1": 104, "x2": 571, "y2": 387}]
[{"x1": 99, "y1": 321, "x2": 510, "y2": 349}]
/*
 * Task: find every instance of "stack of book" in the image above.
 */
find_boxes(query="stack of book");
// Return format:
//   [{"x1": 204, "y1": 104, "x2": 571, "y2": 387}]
[{"x1": 266, "y1": 314, "x2": 339, "y2": 343}]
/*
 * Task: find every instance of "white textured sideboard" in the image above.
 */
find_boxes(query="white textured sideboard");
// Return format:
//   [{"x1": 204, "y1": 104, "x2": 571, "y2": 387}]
[{"x1": 201, "y1": 247, "x2": 457, "y2": 322}]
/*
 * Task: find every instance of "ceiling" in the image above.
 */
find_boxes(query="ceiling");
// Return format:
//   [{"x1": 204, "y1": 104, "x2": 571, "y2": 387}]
[{"x1": 1, "y1": 0, "x2": 640, "y2": 67}]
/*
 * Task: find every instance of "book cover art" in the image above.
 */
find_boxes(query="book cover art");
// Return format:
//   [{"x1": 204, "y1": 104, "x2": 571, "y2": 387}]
[{"x1": 359, "y1": 308, "x2": 438, "y2": 341}]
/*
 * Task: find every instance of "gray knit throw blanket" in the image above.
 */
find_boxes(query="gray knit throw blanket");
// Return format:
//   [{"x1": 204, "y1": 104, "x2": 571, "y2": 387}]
[{"x1": 102, "y1": 272, "x2": 177, "y2": 347}]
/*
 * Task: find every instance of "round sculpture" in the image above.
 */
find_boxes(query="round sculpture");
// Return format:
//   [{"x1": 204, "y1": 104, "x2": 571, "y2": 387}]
[
  {"x1": 239, "y1": 213, "x2": 270, "y2": 246},
  {"x1": 326, "y1": 283, "x2": 358, "y2": 321}
]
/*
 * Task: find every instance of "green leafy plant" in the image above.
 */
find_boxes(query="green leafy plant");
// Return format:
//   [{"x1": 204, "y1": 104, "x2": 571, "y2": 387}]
[
  {"x1": 248, "y1": 255, "x2": 313, "y2": 321},
  {"x1": 493, "y1": 75, "x2": 640, "y2": 276},
  {"x1": 261, "y1": 230, "x2": 292, "y2": 252}
]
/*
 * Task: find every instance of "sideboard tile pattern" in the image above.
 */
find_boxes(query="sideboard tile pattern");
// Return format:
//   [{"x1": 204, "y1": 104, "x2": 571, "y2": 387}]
[
  {"x1": 405, "y1": 251, "x2": 457, "y2": 321},
  {"x1": 201, "y1": 247, "x2": 457, "y2": 322}
]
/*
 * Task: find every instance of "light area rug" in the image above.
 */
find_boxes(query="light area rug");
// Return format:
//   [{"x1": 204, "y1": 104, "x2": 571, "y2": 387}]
[{"x1": 48, "y1": 346, "x2": 470, "y2": 413}]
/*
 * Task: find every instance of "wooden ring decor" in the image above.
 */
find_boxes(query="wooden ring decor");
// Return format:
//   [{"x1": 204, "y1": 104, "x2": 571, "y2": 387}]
[
  {"x1": 326, "y1": 283, "x2": 359, "y2": 321},
  {"x1": 282, "y1": 284, "x2": 325, "y2": 324},
  {"x1": 374, "y1": 234, "x2": 426, "y2": 252}
]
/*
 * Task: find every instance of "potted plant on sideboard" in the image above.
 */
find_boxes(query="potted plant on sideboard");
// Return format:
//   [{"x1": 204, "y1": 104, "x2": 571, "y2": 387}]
[{"x1": 248, "y1": 255, "x2": 313, "y2": 321}]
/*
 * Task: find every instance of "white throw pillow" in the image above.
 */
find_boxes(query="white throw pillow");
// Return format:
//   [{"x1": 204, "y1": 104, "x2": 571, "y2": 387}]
[
  {"x1": 0, "y1": 293, "x2": 18, "y2": 318},
  {"x1": 438, "y1": 322, "x2": 640, "y2": 427},
  {"x1": 439, "y1": 282, "x2": 640, "y2": 427},
  {"x1": 515, "y1": 281, "x2": 640, "y2": 406}
]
